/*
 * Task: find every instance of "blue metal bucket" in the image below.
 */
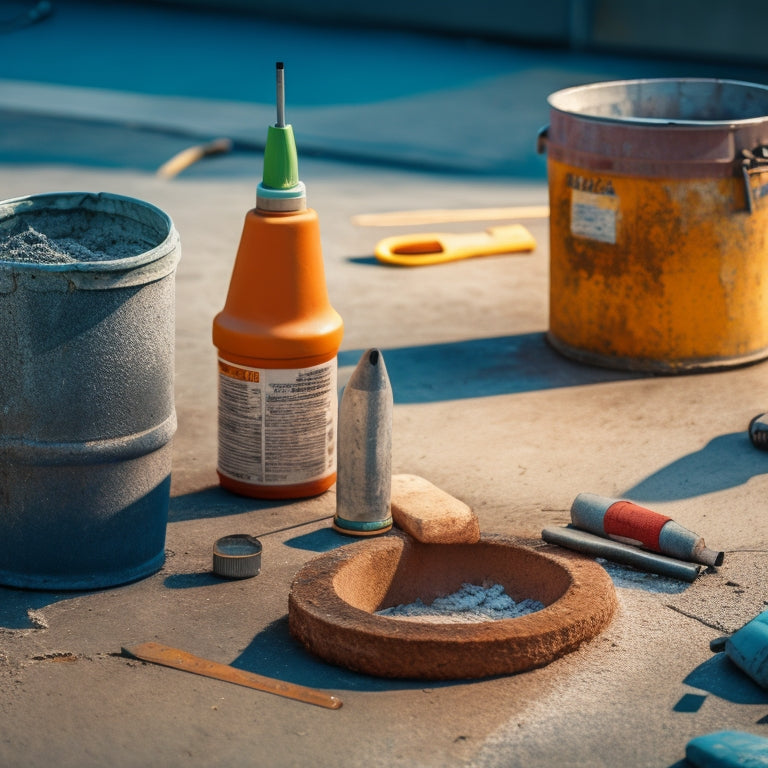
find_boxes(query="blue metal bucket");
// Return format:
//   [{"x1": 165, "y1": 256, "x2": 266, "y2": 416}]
[{"x1": 0, "y1": 191, "x2": 180, "y2": 589}]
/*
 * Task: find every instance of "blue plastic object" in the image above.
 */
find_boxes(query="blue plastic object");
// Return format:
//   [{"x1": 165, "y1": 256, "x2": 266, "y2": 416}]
[
  {"x1": 686, "y1": 730, "x2": 768, "y2": 767},
  {"x1": 726, "y1": 609, "x2": 768, "y2": 689}
]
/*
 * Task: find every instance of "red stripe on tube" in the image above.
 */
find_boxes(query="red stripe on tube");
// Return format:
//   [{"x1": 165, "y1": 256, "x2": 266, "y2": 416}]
[{"x1": 603, "y1": 500, "x2": 671, "y2": 551}]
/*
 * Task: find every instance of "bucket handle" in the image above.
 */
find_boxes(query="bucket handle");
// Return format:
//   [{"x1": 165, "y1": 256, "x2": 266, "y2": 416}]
[
  {"x1": 741, "y1": 147, "x2": 768, "y2": 214},
  {"x1": 540, "y1": 127, "x2": 768, "y2": 214}
]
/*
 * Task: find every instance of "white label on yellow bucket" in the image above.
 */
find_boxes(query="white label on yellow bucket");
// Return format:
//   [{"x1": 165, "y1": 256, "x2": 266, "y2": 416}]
[
  {"x1": 570, "y1": 189, "x2": 619, "y2": 244},
  {"x1": 217, "y1": 358, "x2": 337, "y2": 485}
]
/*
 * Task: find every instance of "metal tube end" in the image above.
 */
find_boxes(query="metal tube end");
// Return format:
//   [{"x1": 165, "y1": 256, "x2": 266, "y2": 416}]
[
  {"x1": 709, "y1": 636, "x2": 729, "y2": 653},
  {"x1": 275, "y1": 61, "x2": 285, "y2": 128},
  {"x1": 696, "y1": 546, "x2": 725, "y2": 567}
]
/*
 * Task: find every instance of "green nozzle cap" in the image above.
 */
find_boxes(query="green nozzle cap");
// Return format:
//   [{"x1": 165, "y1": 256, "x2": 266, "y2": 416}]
[
  {"x1": 257, "y1": 62, "x2": 306, "y2": 211},
  {"x1": 262, "y1": 124, "x2": 299, "y2": 190}
]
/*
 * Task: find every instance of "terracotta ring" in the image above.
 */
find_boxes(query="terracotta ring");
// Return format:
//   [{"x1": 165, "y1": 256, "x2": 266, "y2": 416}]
[{"x1": 288, "y1": 532, "x2": 617, "y2": 680}]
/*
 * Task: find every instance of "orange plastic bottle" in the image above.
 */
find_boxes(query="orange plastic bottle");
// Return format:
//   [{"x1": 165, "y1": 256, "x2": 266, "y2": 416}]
[{"x1": 212, "y1": 63, "x2": 344, "y2": 499}]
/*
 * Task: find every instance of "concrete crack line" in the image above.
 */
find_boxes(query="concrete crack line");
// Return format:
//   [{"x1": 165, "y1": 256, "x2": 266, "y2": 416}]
[{"x1": 663, "y1": 603, "x2": 726, "y2": 633}]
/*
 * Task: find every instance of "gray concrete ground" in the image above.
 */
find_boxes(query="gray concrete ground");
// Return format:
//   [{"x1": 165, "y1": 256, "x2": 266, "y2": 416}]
[{"x1": 3, "y1": 2, "x2": 768, "y2": 767}]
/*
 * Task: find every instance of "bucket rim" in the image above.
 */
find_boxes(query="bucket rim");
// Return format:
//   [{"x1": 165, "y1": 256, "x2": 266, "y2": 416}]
[
  {"x1": 547, "y1": 77, "x2": 768, "y2": 128},
  {"x1": 0, "y1": 190, "x2": 179, "y2": 273}
]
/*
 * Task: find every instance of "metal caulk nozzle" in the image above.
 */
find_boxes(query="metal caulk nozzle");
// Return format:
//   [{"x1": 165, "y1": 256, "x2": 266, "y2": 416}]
[
  {"x1": 257, "y1": 61, "x2": 306, "y2": 212},
  {"x1": 334, "y1": 349, "x2": 394, "y2": 536}
]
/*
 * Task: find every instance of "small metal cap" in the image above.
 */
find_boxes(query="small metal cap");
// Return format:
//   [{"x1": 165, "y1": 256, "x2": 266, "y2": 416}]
[
  {"x1": 749, "y1": 413, "x2": 768, "y2": 450},
  {"x1": 213, "y1": 535, "x2": 262, "y2": 579}
]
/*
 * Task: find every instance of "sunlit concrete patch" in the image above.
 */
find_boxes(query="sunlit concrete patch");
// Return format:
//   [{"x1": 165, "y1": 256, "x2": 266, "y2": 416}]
[{"x1": 665, "y1": 551, "x2": 768, "y2": 634}]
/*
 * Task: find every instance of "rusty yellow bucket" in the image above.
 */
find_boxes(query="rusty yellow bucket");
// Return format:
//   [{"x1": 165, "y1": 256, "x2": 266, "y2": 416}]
[{"x1": 539, "y1": 78, "x2": 768, "y2": 372}]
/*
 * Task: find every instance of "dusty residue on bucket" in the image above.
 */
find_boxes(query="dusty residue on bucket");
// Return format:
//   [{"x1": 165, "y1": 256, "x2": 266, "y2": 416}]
[
  {"x1": 376, "y1": 582, "x2": 544, "y2": 623},
  {"x1": 0, "y1": 209, "x2": 157, "y2": 264}
]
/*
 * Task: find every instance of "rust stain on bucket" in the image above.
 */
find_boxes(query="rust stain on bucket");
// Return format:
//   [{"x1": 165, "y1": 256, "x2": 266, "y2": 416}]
[{"x1": 542, "y1": 78, "x2": 768, "y2": 372}]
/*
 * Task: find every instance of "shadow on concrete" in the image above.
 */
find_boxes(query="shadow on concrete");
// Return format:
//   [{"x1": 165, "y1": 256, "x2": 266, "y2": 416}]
[
  {"x1": 283, "y1": 527, "x2": 350, "y2": 553},
  {"x1": 672, "y1": 692, "x2": 707, "y2": 713},
  {"x1": 168, "y1": 485, "x2": 282, "y2": 523},
  {"x1": 0, "y1": 587, "x2": 74, "y2": 630},
  {"x1": 345, "y1": 335, "x2": 767, "y2": 502},
  {"x1": 347, "y1": 255, "x2": 382, "y2": 266},
  {"x1": 230, "y1": 614, "x2": 459, "y2": 693},
  {"x1": 163, "y1": 572, "x2": 222, "y2": 589},
  {"x1": 661, "y1": 655, "x2": 768, "y2": 766},
  {"x1": 684, "y1": 653, "x2": 768, "y2": 705},
  {"x1": 338, "y1": 333, "x2": 641, "y2": 404},
  {"x1": 622, "y1": 432, "x2": 766, "y2": 503}
]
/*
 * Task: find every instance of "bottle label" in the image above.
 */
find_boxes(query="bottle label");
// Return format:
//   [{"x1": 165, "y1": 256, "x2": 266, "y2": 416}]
[{"x1": 217, "y1": 358, "x2": 337, "y2": 486}]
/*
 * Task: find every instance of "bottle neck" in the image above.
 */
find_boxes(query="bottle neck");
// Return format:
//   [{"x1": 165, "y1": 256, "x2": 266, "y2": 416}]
[{"x1": 256, "y1": 179, "x2": 306, "y2": 212}]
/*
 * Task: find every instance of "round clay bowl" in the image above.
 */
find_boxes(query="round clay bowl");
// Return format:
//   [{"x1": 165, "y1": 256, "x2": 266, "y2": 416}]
[{"x1": 288, "y1": 532, "x2": 617, "y2": 680}]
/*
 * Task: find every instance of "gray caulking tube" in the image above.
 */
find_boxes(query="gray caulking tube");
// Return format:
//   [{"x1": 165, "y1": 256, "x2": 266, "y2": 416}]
[
  {"x1": 333, "y1": 348, "x2": 393, "y2": 536},
  {"x1": 570, "y1": 493, "x2": 724, "y2": 567},
  {"x1": 542, "y1": 526, "x2": 704, "y2": 582}
]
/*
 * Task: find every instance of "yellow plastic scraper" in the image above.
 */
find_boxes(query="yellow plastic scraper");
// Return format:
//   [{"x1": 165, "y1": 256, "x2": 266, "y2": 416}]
[{"x1": 374, "y1": 223, "x2": 536, "y2": 266}]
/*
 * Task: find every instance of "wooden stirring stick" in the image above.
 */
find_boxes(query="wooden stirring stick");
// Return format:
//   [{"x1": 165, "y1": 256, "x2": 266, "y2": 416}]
[{"x1": 122, "y1": 642, "x2": 342, "y2": 710}]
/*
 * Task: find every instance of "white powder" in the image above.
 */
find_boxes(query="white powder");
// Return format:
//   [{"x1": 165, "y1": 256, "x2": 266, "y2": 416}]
[
  {"x1": 596, "y1": 558, "x2": 688, "y2": 594},
  {"x1": 0, "y1": 210, "x2": 156, "y2": 264},
  {"x1": 376, "y1": 582, "x2": 544, "y2": 623}
]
